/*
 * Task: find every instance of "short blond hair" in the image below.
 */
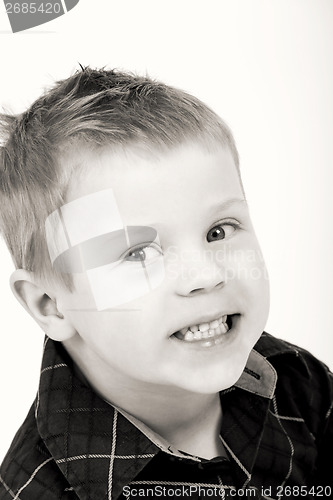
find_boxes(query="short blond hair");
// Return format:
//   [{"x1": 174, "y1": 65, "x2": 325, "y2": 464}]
[{"x1": 0, "y1": 67, "x2": 239, "y2": 289}]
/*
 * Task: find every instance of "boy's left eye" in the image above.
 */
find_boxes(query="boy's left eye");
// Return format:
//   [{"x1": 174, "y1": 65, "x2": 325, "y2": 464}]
[{"x1": 206, "y1": 223, "x2": 238, "y2": 242}]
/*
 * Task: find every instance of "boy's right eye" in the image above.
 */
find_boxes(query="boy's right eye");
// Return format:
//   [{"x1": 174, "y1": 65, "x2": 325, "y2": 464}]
[
  {"x1": 125, "y1": 247, "x2": 146, "y2": 262},
  {"x1": 122, "y1": 243, "x2": 162, "y2": 263}
]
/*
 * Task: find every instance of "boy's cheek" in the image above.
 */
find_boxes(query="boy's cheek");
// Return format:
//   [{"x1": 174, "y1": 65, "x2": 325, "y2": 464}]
[
  {"x1": 56, "y1": 257, "x2": 165, "y2": 313},
  {"x1": 85, "y1": 256, "x2": 165, "y2": 311}
]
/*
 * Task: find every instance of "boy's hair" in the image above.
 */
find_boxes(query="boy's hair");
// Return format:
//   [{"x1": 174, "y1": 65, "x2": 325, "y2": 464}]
[{"x1": 0, "y1": 66, "x2": 240, "y2": 289}]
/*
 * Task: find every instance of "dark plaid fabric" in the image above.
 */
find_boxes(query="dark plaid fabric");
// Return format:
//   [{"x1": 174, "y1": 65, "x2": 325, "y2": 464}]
[{"x1": 0, "y1": 332, "x2": 332, "y2": 499}]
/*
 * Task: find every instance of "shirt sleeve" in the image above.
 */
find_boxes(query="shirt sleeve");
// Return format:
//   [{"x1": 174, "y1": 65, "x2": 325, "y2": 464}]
[{"x1": 312, "y1": 368, "x2": 333, "y2": 486}]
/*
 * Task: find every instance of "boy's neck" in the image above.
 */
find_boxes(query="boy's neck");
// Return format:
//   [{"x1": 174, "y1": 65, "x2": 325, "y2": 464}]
[
  {"x1": 113, "y1": 385, "x2": 226, "y2": 460},
  {"x1": 71, "y1": 353, "x2": 225, "y2": 459},
  {"x1": 147, "y1": 391, "x2": 226, "y2": 459}
]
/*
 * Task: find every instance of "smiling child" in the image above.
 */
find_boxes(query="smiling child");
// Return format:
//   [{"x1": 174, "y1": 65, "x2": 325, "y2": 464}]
[{"x1": 0, "y1": 68, "x2": 331, "y2": 499}]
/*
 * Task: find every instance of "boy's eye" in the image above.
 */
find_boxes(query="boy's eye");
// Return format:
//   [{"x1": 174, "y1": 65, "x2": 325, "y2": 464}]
[
  {"x1": 123, "y1": 244, "x2": 162, "y2": 262},
  {"x1": 206, "y1": 223, "x2": 238, "y2": 242},
  {"x1": 125, "y1": 248, "x2": 146, "y2": 262}
]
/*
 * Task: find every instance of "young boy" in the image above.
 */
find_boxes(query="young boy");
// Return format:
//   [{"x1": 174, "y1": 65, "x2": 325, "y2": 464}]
[{"x1": 0, "y1": 68, "x2": 331, "y2": 500}]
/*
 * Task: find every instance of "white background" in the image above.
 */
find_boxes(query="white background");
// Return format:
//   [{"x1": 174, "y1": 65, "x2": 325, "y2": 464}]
[{"x1": 0, "y1": 0, "x2": 332, "y2": 462}]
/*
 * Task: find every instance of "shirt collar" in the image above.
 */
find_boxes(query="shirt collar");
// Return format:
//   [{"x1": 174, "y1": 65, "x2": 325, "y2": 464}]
[
  {"x1": 114, "y1": 405, "x2": 202, "y2": 461},
  {"x1": 233, "y1": 331, "x2": 312, "y2": 398},
  {"x1": 36, "y1": 338, "x2": 159, "y2": 499},
  {"x1": 254, "y1": 331, "x2": 312, "y2": 378},
  {"x1": 35, "y1": 332, "x2": 290, "y2": 498},
  {"x1": 234, "y1": 349, "x2": 277, "y2": 398}
]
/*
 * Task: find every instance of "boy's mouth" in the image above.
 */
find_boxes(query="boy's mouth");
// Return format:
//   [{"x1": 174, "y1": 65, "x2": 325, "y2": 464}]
[{"x1": 172, "y1": 314, "x2": 236, "y2": 346}]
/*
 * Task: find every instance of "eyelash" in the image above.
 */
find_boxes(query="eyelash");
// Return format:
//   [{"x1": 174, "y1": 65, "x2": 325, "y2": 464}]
[
  {"x1": 121, "y1": 242, "x2": 163, "y2": 262},
  {"x1": 120, "y1": 219, "x2": 241, "y2": 262},
  {"x1": 206, "y1": 219, "x2": 241, "y2": 242}
]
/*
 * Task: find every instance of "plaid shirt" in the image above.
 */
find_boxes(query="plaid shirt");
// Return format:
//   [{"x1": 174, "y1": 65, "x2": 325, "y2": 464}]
[{"x1": 0, "y1": 332, "x2": 332, "y2": 499}]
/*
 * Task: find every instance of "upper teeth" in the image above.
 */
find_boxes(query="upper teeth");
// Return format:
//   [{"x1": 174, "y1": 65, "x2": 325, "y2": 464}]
[{"x1": 177, "y1": 315, "x2": 229, "y2": 342}]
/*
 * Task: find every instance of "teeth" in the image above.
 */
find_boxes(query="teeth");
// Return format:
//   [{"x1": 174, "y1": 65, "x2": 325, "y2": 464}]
[
  {"x1": 198, "y1": 323, "x2": 209, "y2": 332},
  {"x1": 194, "y1": 331, "x2": 202, "y2": 340},
  {"x1": 176, "y1": 315, "x2": 232, "y2": 343},
  {"x1": 220, "y1": 323, "x2": 228, "y2": 334},
  {"x1": 214, "y1": 335, "x2": 224, "y2": 345},
  {"x1": 184, "y1": 331, "x2": 195, "y2": 341}
]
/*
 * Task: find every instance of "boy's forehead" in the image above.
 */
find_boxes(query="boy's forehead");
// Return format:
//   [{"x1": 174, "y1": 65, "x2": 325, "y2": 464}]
[
  {"x1": 64, "y1": 141, "x2": 241, "y2": 210},
  {"x1": 46, "y1": 188, "x2": 161, "y2": 262}
]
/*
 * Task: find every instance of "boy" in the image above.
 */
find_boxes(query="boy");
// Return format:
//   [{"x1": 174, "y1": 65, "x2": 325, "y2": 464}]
[{"x1": 0, "y1": 67, "x2": 331, "y2": 499}]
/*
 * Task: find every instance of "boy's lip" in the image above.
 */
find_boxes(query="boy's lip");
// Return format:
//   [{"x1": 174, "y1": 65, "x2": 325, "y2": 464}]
[
  {"x1": 170, "y1": 313, "x2": 241, "y2": 348},
  {"x1": 168, "y1": 311, "x2": 239, "y2": 338}
]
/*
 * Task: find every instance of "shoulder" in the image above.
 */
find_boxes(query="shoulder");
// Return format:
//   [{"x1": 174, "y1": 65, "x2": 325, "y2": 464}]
[
  {"x1": 255, "y1": 332, "x2": 332, "y2": 379},
  {"x1": 255, "y1": 332, "x2": 332, "y2": 438},
  {"x1": 0, "y1": 403, "x2": 73, "y2": 499},
  {"x1": 254, "y1": 333, "x2": 333, "y2": 484}
]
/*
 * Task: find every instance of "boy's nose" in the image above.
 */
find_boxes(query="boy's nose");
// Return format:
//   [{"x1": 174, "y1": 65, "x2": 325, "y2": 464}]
[
  {"x1": 187, "y1": 280, "x2": 225, "y2": 297},
  {"x1": 173, "y1": 257, "x2": 226, "y2": 297}
]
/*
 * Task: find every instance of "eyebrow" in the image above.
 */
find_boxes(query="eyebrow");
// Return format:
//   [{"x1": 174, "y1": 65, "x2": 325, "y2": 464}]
[
  {"x1": 53, "y1": 226, "x2": 157, "y2": 273},
  {"x1": 209, "y1": 197, "x2": 248, "y2": 215},
  {"x1": 143, "y1": 198, "x2": 248, "y2": 229}
]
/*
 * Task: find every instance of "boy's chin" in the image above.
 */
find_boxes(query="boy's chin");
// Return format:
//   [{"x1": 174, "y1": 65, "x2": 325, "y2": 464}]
[
  {"x1": 167, "y1": 332, "x2": 262, "y2": 395},
  {"x1": 172, "y1": 362, "x2": 248, "y2": 395}
]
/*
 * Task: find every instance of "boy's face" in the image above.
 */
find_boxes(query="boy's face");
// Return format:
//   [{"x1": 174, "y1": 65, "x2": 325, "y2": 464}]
[{"x1": 52, "y1": 142, "x2": 269, "y2": 395}]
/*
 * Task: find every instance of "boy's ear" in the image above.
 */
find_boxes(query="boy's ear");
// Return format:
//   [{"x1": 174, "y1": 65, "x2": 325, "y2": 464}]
[{"x1": 10, "y1": 269, "x2": 76, "y2": 342}]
